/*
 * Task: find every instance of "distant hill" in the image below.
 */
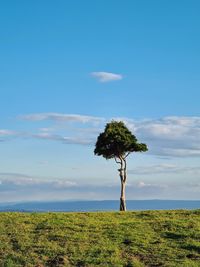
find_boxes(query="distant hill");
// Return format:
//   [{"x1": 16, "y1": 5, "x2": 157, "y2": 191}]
[{"x1": 0, "y1": 199, "x2": 200, "y2": 212}]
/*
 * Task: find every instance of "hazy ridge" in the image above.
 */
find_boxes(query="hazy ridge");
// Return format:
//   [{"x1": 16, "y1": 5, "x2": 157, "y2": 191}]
[{"x1": 1, "y1": 200, "x2": 200, "y2": 212}]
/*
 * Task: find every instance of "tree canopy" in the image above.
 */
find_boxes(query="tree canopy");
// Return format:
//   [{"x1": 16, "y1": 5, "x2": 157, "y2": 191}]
[{"x1": 94, "y1": 121, "x2": 148, "y2": 159}]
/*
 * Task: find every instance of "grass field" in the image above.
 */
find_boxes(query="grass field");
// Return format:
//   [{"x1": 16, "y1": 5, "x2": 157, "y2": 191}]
[{"x1": 0, "y1": 210, "x2": 200, "y2": 266}]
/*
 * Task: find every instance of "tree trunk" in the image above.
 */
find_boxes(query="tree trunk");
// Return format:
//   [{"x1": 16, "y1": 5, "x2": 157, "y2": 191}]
[
  {"x1": 116, "y1": 156, "x2": 127, "y2": 211},
  {"x1": 120, "y1": 180, "x2": 126, "y2": 211}
]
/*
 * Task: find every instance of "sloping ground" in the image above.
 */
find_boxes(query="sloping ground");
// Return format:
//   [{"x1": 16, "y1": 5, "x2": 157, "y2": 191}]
[{"x1": 0, "y1": 210, "x2": 200, "y2": 266}]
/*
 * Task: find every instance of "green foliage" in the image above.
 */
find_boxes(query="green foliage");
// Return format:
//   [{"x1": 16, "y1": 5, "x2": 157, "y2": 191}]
[
  {"x1": 0, "y1": 210, "x2": 200, "y2": 266},
  {"x1": 94, "y1": 121, "x2": 147, "y2": 159}
]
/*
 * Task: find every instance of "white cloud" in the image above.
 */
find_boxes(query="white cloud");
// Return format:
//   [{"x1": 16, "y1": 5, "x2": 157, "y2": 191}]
[
  {"x1": 121, "y1": 116, "x2": 200, "y2": 157},
  {"x1": 91, "y1": 72, "x2": 123, "y2": 82},
  {"x1": 133, "y1": 116, "x2": 200, "y2": 140}
]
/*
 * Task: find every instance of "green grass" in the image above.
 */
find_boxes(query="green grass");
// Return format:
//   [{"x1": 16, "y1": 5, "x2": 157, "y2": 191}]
[{"x1": 0, "y1": 210, "x2": 200, "y2": 266}]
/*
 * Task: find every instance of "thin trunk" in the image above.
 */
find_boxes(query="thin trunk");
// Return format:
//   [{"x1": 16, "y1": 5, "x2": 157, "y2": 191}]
[
  {"x1": 118, "y1": 157, "x2": 127, "y2": 211},
  {"x1": 120, "y1": 180, "x2": 126, "y2": 211}
]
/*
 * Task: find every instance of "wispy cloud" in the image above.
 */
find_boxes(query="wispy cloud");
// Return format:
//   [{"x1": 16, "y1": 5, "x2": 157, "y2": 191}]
[
  {"x1": 0, "y1": 129, "x2": 17, "y2": 142},
  {"x1": 137, "y1": 181, "x2": 168, "y2": 189},
  {"x1": 32, "y1": 133, "x2": 94, "y2": 145},
  {"x1": 1, "y1": 172, "x2": 200, "y2": 202},
  {"x1": 0, "y1": 130, "x2": 16, "y2": 136},
  {"x1": 129, "y1": 164, "x2": 200, "y2": 175},
  {"x1": 20, "y1": 113, "x2": 104, "y2": 124},
  {"x1": 91, "y1": 72, "x2": 123, "y2": 82},
  {"x1": 3, "y1": 114, "x2": 200, "y2": 158},
  {"x1": 18, "y1": 113, "x2": 103, "y2": 145},
  {"x1": 0, "y1": 173, "x2": 77, "y2": 189}
]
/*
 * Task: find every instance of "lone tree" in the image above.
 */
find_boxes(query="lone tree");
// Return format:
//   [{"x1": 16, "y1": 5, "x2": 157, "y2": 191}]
[{"x1": 94, "y1": 121, "x2": 148, "y2": 211}]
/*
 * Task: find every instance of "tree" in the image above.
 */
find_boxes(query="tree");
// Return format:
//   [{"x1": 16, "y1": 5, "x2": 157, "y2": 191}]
[{"x1": 94, "y1": 121, "x2": 148, "y2": 211}]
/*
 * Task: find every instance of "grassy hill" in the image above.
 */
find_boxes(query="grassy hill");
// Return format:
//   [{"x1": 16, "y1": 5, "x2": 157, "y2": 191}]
[{"x1": 0, "y1": 210, "x2": 200, "y2": 266}]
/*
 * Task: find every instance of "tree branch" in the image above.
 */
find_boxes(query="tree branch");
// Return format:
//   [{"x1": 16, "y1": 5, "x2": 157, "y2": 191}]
[
  {"x1": 114, "y1": 157, "x2": 121, "y2": 164},
  {"x1": 125, "y1": 152, "x2": 130, "y2": 159}
]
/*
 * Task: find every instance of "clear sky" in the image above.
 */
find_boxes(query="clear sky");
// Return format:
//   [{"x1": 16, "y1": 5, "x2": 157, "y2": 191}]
[{"x1": 0, "y1": 0, "x2": 200, "y2": 202}]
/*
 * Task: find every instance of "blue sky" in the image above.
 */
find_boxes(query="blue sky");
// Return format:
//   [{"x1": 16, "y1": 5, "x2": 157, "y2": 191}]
[{"x1": 0, "y1": 1, "x2": 200, "y2": 202}]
